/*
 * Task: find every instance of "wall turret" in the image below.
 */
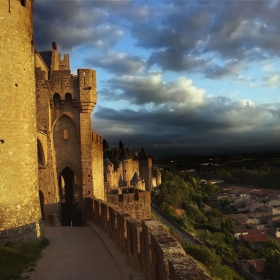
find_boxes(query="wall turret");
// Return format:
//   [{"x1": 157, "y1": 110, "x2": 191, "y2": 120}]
[
  {"x1": 0, "y1": 0, "x2": 42, "y2": 242},
  {"x1": 74, "y1": 69, "x2": 97, "y2": 113}
]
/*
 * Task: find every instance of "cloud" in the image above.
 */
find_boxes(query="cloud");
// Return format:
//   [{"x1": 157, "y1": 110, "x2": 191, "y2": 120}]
[
  {"x1": 148, "y1": 50, "x2": 208, "y2": 72},
  {"x1": 34, "y1": 1, "x2": 280, "y2": 70},
  {"x1": 100, "y1": 74, "x2": 205, "y2": 106},
  {"x1": 261, "y1": 61, "x2": 274, "y2": 72},
  {"x1": 204, "y1": 60, "x2": 247, "y2": 79},
  {"x1": 236, "y1": 75, "x2": 259, "y2": 87},
  {"x1": 89, "y1": 52, "x2": 146, "y2": 75},
  {"x1": 263, "y1": 73, "x2": 280, "y2": 87},
  {"x1": 130, "y1": 1, "x2": 280, "y2": 68}
]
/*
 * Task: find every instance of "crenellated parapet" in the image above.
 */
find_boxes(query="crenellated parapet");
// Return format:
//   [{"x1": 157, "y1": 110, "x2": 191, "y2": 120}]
[
  {"x1": 92, "y1": 132, "x2": 102, "y2": 145},
  {"x1": 92, "y1": 198, "x2": 212, "y2": 280},
  {"x1": 107, "y1": 188, "x2": 151, "y2": 220}
]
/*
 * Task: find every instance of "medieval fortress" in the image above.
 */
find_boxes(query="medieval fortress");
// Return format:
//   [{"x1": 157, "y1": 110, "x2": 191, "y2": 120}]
[
  {"x1": 0, "y1": 0, "x2": 160, "y2": 240},
  {"x1": 0, "y1": 2, "x2": 212, "y2": 279}
]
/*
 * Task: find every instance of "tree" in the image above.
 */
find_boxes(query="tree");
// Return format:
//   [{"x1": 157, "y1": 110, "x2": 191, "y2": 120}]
[
  {"x1": 263, "y1": 238, "x2": 280, "y2": 252},
  {"x1": 236, "y1": 245, "x2": 254, "y2": 259},
  {"x1": 119, "y1": 140, "x2": 124, "y2": 149},
  {"x1": 215, "y1": 243, "x2": 237, "y2": 264},
  {"x1": 263, "y1": 250, "x2": 280, "y2": 280},
  {"x1": 221, "y1": 217, "x2": 236, "y2": 232},
  {"x1": 106, "y1": 147, "x2": 121, "y2": 163},
  {"x1": 217, "y1": 265, "x2": 244, "y2": 280},
  {"x1": 186, "y1": 245, "x2": 221, "y2": 276},
  {"x1": 102, "y1": 139, "x2": 109, "y2": 152}
]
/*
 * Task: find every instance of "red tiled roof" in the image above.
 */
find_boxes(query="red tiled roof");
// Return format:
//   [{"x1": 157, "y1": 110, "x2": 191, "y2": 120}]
[
  {"x1": 234, "y1": 225, "x2": 248, "y2": 234},
  {"x1": 242, "y1": 233, "x2": 268, "y2": 243},
  {"x1": 250, "y1": 190, "x2": 269, "y2": 196}
]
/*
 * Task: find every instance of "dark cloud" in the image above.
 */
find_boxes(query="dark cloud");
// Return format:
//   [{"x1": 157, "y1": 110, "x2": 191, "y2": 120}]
[
  {"x1": 129, "y1": 1, "x2": 280, "y2": 73},
  {"x1": 93, "y1": 100, "x2": 280, "y2": 157},
  {"x1": 34, "y1": 0, "x2": 124, "y2": 51},
  {"x1": 148, "y1": 49, "x2": 208, "y2": 72},
  {"x1": 34, "y1": 0, "x2": 280, "y2": 73}
]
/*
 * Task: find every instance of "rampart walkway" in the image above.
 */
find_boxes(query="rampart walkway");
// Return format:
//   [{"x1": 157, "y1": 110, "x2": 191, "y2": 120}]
[{"x1": 28, "y1": 221, "x2": 144, "y2": 280}]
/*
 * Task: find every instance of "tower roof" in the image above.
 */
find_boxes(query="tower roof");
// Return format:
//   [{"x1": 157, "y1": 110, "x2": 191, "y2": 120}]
[
  {"x1": 138, "y1": 146, "x2": 152, "y2": 158},
  {"x1": 138, "y1": 147, "x2": 148, "y2": 157},
  {"x1": 118, "y1": 148, "x2": 131, "y2": 161},
  {"x1": 131, "y1": 172, "x2": 142, "y2": 183},
  {"x1": 38, "y1": 51, "x2": 52, "y2": 70},
  {"x1": 104, "y1": 157, "x2": 113, "y2": 166}
]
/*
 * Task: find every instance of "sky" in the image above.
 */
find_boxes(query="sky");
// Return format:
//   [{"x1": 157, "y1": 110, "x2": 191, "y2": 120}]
[{"x1": 34, "y1": 0, "x2": 280, "y2": 157}]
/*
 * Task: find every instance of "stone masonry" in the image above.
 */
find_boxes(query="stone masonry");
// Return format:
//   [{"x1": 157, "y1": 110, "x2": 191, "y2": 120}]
[{"x1": 0, "y1": 0, "x2": 43, "y2": 242}]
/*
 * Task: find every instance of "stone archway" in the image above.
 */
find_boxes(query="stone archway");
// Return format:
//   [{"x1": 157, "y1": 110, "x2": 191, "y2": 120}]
[{"x1": 59, "y1": 166, "x2": 81, "y2": 226}]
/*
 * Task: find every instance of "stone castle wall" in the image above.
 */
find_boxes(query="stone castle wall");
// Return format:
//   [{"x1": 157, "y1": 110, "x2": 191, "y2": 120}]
[
  {"x1": 107, "y1": 189, "x2": 151, "y2": 220},
  {"x1": 0, "y1": 0, "x2": 42, "y2": 242},
  {"x1": 92, "y1": 198, "x2": 212, "y2": 280},
  {"x1": 104, "y1": 148, "x2": 161, "y2": 194}
]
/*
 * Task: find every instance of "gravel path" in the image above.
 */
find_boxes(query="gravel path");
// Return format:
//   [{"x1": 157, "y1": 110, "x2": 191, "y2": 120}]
[{"x1": 28, "y1": 222, "x2": 128, "y2": 280}]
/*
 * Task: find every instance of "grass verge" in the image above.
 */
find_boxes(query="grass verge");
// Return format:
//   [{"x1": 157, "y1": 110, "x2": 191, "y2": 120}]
[{"x1": 0, "y1": 238, "x2": 49, "y2": 280}]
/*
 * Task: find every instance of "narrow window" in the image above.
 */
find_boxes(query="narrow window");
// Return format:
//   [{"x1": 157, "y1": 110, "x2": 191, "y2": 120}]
[{"x1": 63, "y1": 129, "x2": 68, "y2": 140}]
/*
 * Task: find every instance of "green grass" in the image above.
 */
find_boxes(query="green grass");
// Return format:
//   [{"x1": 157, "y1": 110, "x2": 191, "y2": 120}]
[{"x1": 0, "y1": 238, "x2": 49, "y2": 280}]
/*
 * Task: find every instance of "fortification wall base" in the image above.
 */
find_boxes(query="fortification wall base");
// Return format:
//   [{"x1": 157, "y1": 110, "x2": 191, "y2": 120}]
[{"x1": 0, "y1": 220, "x2": 42, "y2": 244}]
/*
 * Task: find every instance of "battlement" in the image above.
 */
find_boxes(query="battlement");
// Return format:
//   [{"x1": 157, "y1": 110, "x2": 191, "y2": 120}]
[
  {"x1": 93, "y1": 198, "x2": 212, "y2": 280},
  {"x1": 107, "y1": 188, "x2": 151, "y2": 220},
  {"x1": 50, "y1": 42, "x2": 70, "y2": 71},
  {"x1": 92, "y1": 132, "x2": 102, "y2": 145},
  {"x1": 0, "y1": 0, "x2": 34, "y2": 14}
]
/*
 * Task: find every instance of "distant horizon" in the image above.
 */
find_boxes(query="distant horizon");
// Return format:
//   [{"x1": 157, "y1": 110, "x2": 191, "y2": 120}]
[{"x1": 105, "y1": 139, "x2": 280, "y2": 159}]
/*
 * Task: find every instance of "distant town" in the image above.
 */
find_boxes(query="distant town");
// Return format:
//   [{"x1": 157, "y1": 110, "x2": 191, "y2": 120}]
[{"x1": 152, "y1": 151, "x2": 280, "y2": 280}]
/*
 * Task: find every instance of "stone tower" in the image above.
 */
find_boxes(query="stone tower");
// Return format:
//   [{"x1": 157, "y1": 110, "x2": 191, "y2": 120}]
[
  {"x1": 0, "y1": 0, "x2": 42, "y2": 242},
  {"x1": 138, "y1": 147, "x2": 153, "y2": 191},
  {"x1": 35, "y1": 43, "x2": 104, "y2": 225}
]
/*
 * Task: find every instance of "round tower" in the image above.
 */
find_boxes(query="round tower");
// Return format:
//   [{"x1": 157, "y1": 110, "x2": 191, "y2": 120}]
[
  {"x1": 118, "y1": 148, "x2": 133, "y2": 186},
  {"x1": 0, "y1": 0, "x2": 42, "y2": 242}
]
